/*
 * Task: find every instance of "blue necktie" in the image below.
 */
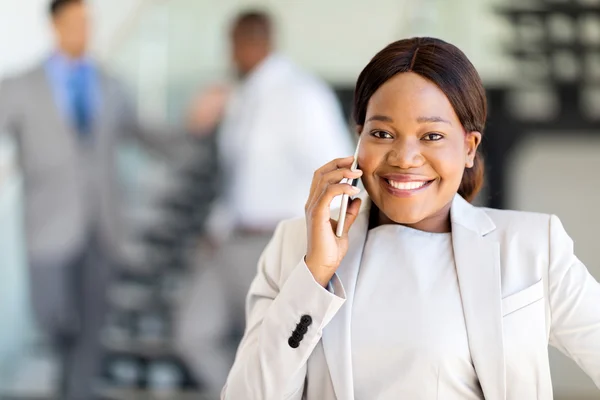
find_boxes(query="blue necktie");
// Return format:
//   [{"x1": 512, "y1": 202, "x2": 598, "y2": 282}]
[{"x1": 70, "y1": 65, "x2": 91, "y2": 137}]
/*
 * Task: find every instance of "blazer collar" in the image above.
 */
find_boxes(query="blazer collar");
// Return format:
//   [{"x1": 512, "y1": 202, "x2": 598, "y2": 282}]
[
  {"x1": 322, "y1": 194, "x2": 505, "y2": 400},
  {"x1": 450, "y1": 194, "x2": 496, "y2": 236}
]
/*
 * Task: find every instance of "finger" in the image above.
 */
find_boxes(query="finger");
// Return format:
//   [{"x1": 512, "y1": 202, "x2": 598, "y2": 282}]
[
  {"x1": 309, "y1": 156, "x2": 355, "y2": 194},
  {"x1": 317, "y1": 156, "x2": 355, "y2": 176},
  {"x1": 313, "y1": 183, "x2": 361, "y2": 220},
  {"x1": 321, "y1": 168, "x2": 363, "y2": 186},
  {"x1": 310, "y1": 168, "x2": 362, "y2": 207},
  {"x1": 307, "y1": 157, "x2": 357, "y2": 210},
  {"x1": 341, "y1": 198, "x2": 363, "y2": 236}
]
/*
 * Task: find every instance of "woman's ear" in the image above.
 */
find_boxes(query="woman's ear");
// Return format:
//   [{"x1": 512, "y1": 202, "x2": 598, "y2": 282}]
[{"x1": 465, "y1": 131, "x2": 481, "y2": 168}]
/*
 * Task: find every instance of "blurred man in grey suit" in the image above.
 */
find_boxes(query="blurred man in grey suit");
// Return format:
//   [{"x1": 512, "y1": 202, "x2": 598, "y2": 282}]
[{"x1": 0, "y1": 0, "x2": 192, "y2": 398}]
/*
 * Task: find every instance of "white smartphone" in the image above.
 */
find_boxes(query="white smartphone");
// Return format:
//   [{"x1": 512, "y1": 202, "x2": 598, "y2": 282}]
[{"x1": 336, "y1": 136, "x2": 362, "y2": 238}]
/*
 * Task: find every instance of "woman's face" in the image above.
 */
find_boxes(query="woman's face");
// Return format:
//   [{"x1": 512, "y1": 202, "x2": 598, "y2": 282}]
[{"x1": 358, "y1": 72, "x2": 481, "y2": 232}]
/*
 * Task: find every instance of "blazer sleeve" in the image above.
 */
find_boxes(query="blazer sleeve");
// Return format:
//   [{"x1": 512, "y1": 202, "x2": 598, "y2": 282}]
[
  {"x1": 548, "y1": 214, "x2": 600, "y2": 388},
  {"x1": 221, "y1": 221, "x2": 346, "y2": 400}
]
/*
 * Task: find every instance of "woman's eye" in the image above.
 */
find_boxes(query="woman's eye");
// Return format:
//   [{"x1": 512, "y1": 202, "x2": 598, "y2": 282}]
[
  {"x1": 423, "y1": 133, "x2": 443, "y2": 141},
  {"x1": 372, "y1": 130, "x2": 393, "y2": 139}
]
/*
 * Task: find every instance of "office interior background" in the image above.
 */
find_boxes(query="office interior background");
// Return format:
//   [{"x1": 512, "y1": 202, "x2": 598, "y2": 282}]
[{"x1": 1, "y1": 0, "x2": 600, "y2": 399}]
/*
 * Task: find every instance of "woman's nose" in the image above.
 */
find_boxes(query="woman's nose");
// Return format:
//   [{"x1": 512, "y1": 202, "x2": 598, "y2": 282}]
[{"x1": 386, "y1": 139, "x2": 425, "y2": 169}]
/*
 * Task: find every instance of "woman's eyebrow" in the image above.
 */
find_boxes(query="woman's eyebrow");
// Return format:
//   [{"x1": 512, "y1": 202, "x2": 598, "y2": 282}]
[
  {"x1": 366, "y1": 115, "x2": 394, "y2": 123},
  {"x1": 416, "y1": 115, "x2": 452, "y2": 125},
  {"x1": 366, "y1": 115, "x2": 452, "y2": 125}
]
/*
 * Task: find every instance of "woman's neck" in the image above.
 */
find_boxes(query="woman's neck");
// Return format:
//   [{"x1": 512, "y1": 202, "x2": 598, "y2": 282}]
[{"x1": 372, "y1": 201, "x2": 452, "y2": 233}]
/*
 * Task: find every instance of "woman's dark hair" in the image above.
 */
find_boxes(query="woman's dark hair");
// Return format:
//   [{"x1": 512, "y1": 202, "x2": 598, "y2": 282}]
[
  {"x1": 50, "y1": 0, "x2": 83, "y2": 17},
  {"x1": 353, "y1": 37, "x2": 486, "y2": 202}
]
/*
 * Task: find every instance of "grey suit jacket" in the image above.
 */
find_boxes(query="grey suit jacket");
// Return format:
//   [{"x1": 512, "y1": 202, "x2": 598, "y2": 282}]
[
  {"x1": 0, "y1": 61, "x2": 194, "y2": 266},
  {"x1": 0, "y1": 61, "x2": 196, "y2": 335},
  {"x1": 0, "y1": 63, "x2": 134, "y2": 265}
]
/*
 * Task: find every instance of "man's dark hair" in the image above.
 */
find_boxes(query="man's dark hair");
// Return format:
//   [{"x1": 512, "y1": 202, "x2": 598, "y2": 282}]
[
  {"x1": 231, "y1": 10, "x2": 273, "y2": 39},
  {"x1": 49, "y1": 0, "x2": 83, "y2": 17}
]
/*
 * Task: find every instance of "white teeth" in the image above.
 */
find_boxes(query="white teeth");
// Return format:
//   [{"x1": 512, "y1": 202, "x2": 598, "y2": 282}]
[{"x1": 388, "y1": 180, "x2": 428, "y2": 190}]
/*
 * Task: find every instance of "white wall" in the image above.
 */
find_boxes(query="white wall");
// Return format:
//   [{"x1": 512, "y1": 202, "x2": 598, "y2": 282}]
[
  {"x1": 0, "y1": 0, "x2": 52, "y2": 79},
  {"x1": 271, "y1": 0, "x2": 513, "y2": 84},
  {"x1": 98, "y1": 0, "x2": 513, "y2": 125},
  {"x1": 103, "y1": 0, "x2": 513, "y2": 92},
  {"x1": 0, "y1": 0, "x2": 514, "y2": 83},
  {"x1": 0, "y1": 0, "x2": 512, "y2": 115},
  {"x1": 0, "y1": 0, "x2": 143, "y2": 80}
]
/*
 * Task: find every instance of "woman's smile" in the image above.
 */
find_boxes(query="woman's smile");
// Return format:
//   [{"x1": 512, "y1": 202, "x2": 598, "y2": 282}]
[{"x1": 379, "y1": 174, "x2": 436, "y2": 198}]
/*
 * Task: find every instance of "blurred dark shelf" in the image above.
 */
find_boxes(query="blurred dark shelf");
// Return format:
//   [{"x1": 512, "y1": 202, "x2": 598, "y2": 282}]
[
  {"x1": 487, "y1": 111, "x2": 600, "y2": 131},
  {"x1": 160, "y1": 197, "x2": 200, "y2": 215},
  {"x1": 496, "y1": 4, "x2": 600, "y2": 18},
  {"x1": 506, "y1": 43, "x2": 600, "y2": 56},
  {"x1": 141, "y1": 248, "x2": 187, "y2": 267},
  {"x1": 116, "y1": 259, "x2": 188, "y2": 278},
  {"x1": 98, "y1": 128, "x2": 216, "y2": 395},
  {"x1": 180, "y1": 167, "x2": 219, "y2": 186},
  {"x1": 107, "y1": 281, "x2": 176, "y2": 312},
  {"x1": 97, "y1": 387, "x2": 215, "y2": 400},
  {"x1": 115, "y1": 263, "x2": 161, "y2": 278},
  {"x1": 142, "y1": 230, "x2": 183, "y2": 247},
  {"x1": 159, "y1": 198, "x2": 211, "y2": 226},
  {"x1": 101, "y1": 336, "x2": 175, "y2": 358}
]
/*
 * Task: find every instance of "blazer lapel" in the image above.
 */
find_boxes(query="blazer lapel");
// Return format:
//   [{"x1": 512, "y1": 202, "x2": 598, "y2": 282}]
[
  {"x1": 35, "y1": 66, "x2": 76, "y2": 137},
  {"x1": 451, "y1": 195, "x2": 506, "y2": 400},
  {"x1": 322, "y1": 199, "x2": 370, "y2": 400}
]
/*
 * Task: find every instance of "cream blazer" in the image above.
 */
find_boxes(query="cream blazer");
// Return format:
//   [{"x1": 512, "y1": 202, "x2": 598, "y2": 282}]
[{"x1": 221, "y1": 195, "x2": 600, "y2": 400}]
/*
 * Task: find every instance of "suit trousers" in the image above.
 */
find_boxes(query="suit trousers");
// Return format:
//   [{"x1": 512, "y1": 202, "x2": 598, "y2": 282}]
[{"x1": 30, "y1": 235, "x2": 112, "y2": 400}]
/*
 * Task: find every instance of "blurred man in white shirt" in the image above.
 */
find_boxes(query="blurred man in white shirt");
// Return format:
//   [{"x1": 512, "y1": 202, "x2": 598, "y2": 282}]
[{"x1": 176, "y1": 10, "x2": 354, "y2": 394}]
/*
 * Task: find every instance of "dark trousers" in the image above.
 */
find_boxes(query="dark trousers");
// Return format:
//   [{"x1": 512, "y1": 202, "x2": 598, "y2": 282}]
[{"x1": 30, "y1": 238, "x2": 112, "y2": 400}]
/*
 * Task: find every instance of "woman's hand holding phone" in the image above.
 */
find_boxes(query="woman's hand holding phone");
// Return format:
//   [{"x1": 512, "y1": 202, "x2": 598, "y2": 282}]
[{"x1": 304, "y1": 157, "x2": 363, "y2": 287}]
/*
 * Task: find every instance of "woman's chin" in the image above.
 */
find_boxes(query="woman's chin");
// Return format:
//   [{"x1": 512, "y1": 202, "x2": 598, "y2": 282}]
[{"x1": 378, "y1": 209, "x2": 428, "y2": 226}]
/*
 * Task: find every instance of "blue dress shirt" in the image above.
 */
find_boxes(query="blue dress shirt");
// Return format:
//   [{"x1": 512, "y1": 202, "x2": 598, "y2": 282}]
[{"x1": 45, "y1": 52, "x2": 99, "y2": 137}]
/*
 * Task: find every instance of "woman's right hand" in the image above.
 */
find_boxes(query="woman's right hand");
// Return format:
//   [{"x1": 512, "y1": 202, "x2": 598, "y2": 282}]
[{"x1": 304, "y1": 157, "x2": 363, "y2": 287}]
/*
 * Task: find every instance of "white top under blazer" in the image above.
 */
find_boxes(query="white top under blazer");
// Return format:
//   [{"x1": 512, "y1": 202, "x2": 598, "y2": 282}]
[
  {"x1": 221, "y1": 194, "x2": 600, "y2": 400},
  {"x1": 352, "y1": 224, "x2": 482, "y2": 399}
]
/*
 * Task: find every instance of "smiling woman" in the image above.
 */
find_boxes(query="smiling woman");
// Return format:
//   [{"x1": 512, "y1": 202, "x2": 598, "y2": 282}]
[
  {"x1": 221, "y1": 37, "x2": 600, "y2": 400},
  {"x1": 354, "y1": 38, "x2": 485, "y2": 233}
]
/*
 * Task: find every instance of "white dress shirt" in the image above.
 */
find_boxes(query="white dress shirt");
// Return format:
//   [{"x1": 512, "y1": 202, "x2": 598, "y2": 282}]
[
  {"x1": 352, "y1": 224, "x2": 483, "y2": 399},
  {"x1": 206, "y1": 54, "x2": 354, "y2": 240}
]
